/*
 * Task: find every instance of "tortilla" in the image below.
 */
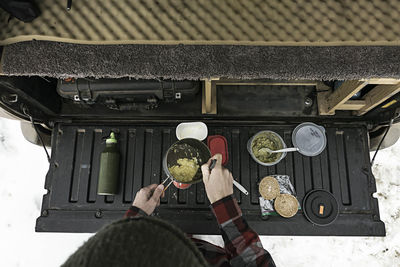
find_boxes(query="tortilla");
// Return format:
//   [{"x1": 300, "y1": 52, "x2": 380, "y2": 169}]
[
  {"x1": 259, "y1": 176, "x2": 280, "y2": 200},
  {"x1": 274, "y1": 194, "x2": 299, "y2": 218}
]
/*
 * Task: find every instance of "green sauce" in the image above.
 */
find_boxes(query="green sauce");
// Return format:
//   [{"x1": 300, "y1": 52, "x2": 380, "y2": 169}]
[{"x1": 252, "y1": 132, "x2": 283, "y2": 163}]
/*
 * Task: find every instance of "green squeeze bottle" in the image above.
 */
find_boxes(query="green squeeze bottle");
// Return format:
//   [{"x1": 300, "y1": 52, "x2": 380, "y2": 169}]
[{"x1": 97, "y1": 132, "x2": 120, "y2": 195}]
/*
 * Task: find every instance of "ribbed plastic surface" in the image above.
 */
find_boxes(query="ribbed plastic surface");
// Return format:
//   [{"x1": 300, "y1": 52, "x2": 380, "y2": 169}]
[
  {"x1": 36, "y1": 122, "x2": 385, "y2": 236},
  {"x1": 1, "y1": 0, "x2": 399, "y2": 45}
]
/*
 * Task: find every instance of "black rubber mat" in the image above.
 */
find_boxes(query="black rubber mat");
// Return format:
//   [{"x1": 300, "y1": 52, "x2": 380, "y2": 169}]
[{"x1": 36, "y1": 122, "x2": 385, "y2": 236}]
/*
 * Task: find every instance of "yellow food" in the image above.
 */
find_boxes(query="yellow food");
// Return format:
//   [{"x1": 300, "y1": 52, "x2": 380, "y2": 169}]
[{"x1": 169, "y1": 158, "x2": 199, "y2": 182}]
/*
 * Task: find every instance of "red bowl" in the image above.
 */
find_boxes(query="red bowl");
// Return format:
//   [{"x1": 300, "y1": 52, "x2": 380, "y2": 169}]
[{"x1": 173, "y1": 181, "x2": 192, "y2": 189}]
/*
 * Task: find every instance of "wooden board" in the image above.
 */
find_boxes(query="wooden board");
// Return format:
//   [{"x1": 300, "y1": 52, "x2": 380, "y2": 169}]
[
  {"x1": 202, "y1": 79, "x2": 217, "y2": 114},
  {"x1": 357, "y1": 83, "x2": 400, "y2": 115},
  {"x1": 320, "y1": 81, "x2": 368, "y2": 115},
  {"x1": 336, "y1": 100, "x2": 366, "y2": 111}
]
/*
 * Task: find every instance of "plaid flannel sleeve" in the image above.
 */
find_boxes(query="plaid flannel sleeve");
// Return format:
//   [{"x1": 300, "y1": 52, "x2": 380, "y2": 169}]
[
  {"x1": 124, "y1": 206, "x2": 148, "y2": 218},
  {"x1": 211, "y1": 195, "x2": 276, "y2": 267}
]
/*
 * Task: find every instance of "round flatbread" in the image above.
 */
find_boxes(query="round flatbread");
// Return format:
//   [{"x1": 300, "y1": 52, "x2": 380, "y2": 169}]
[
  {"x1": 259, "y1": 176, "x2": 280, "y2": 200},
  {"x1": 274, "y1": 194, "x2": 299, "y2": 218}
]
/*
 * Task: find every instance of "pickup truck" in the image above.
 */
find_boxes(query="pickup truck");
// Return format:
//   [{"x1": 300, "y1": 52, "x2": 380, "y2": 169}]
[{"x1": 0, "y1": 0, "x2": 399, "y2": 236}]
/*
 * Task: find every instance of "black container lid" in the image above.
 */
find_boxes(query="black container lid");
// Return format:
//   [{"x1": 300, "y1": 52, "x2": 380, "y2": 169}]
[{"x1": 303, "y1": 189, "x2": 339, "y2": 226}]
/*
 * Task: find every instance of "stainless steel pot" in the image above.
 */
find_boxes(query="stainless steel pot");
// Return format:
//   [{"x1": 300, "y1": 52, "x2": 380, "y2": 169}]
[{"x1": 162, "y1": 138, "x2": 211, "y2": 185}]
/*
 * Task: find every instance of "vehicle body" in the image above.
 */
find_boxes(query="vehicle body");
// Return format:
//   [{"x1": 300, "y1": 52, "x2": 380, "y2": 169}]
[{"x1": 1, "y1": 0, "x2": 400, "y2": 236}]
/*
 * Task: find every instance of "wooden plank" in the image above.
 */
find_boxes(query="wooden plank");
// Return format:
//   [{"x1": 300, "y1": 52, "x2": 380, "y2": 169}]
[
  {"x1": 316, "y1": 82, "x2": 332, "y2": 115},
  {"x1": 216, "y1": 81, "x2": 318, "y2": 87},
  {"x1": 336, "y1": 100, "x2": 366, "y2": 110},
  {"x1": 215, "y1": 79, "x2": 318, "y2": 87},
  {"x1": 202, "y1": 79, "x2": 217, "y2": 114},
  {"x1": 362, "y1": 78, "x2": 400, "y2": 85},
  {"x1": 323, "y1": 81, "x2": 367, "y2": 115},
  {"x1": 357, "y1": 83, "x2": 400, "y2": 115},
  {"x1": 205, "y1": 79, "x2": 212, "y2": 112}
]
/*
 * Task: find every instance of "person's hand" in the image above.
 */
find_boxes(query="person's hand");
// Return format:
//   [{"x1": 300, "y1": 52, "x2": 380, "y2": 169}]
[
  {"x1": 132, "y1": 184, "x2": 165, "y2": 215},
  {"x1": 201, "y1": 154, "x2": 233, "y2": 204}
]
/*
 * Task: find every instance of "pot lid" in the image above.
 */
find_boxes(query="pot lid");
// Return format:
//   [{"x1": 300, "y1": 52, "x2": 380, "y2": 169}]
[
  {"x1": 303, "y1": 189, "x2": 339, "y2": 226},
  {"x1": 207, "y1": 135, "x2": 228, "y2": 165},
  {"x1": 292, "y1": 122, "x2": 326, "y2": 157}
]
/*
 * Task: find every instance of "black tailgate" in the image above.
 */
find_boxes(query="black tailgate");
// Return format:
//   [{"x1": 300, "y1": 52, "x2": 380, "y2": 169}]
[{"x1": 36, "y1": 121, "x2": 385, "y2": 236}]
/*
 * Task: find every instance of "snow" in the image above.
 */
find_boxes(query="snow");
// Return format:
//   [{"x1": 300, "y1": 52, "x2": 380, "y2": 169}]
[
  {"x1": 0, "y1": 118, "x2": 92, "y2": 267},
  {"x1": 0, "y1": 117, "x2": 399, "y2": 266}
]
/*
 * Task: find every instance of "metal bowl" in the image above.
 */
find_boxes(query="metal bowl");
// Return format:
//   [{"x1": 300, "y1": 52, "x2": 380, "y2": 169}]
[
  {"x1": 163, "y1": 138, "x2": 211, "y2": 184},
  {"x1": 247, "y1": 130, "x2": 287, "y2": 166}
]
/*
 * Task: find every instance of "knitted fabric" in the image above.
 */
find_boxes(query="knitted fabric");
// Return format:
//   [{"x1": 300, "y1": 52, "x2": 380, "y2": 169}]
[{"x1": 62, "y1": 216, "x2": 208, "y2": 267}]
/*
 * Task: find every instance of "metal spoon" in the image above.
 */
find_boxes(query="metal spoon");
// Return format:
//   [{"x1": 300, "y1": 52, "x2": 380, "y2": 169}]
[
  {"x1": 233, "y1": 180, "x2": 249, "y2": 195},
  {"x1": 258, "y1": 147, "x2": 299, "y2": 153},
  {"x1": 209, "y1": 159, "x2": 249, "y2": 195}
]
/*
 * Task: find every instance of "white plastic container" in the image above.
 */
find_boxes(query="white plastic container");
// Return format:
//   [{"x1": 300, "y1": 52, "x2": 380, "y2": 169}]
[{"x1": 176, "y1": 122, "x2": 208, "y2": 141}]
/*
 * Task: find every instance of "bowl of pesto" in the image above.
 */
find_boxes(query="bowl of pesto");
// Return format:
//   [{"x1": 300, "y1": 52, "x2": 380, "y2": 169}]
[{"x1": 247, "y1": 131, "x2": 287, "y2": 166}]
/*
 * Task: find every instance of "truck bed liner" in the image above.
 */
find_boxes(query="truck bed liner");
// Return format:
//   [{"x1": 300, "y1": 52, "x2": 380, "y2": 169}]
[{"x1": 36, "y1": 122, "x2": 385, "y2": 236}]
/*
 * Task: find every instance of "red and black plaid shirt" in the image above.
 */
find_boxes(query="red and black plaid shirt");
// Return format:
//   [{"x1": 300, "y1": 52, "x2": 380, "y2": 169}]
[{"x1": 125, "y1": 195, "x2": 275, "y2": 267}]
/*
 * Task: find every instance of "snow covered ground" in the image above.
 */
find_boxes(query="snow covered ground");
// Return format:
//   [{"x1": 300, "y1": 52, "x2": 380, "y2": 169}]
[{"x1": 0, "y1": 117, "x2": 399, "y2": 266}]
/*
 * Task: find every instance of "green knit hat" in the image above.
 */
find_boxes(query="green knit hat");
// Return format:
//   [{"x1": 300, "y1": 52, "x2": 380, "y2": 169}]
[{"x1": 62, "y1": 216, "x2": 208, "y2": 267}]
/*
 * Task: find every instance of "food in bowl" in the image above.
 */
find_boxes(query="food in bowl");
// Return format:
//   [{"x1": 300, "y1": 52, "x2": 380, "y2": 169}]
[
  {"x1": 169, "y1": 157, "x2": 199, "y2": 182},
  {"x1": 252, "y1": 132, "x2": 284, "y2": 163}
]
